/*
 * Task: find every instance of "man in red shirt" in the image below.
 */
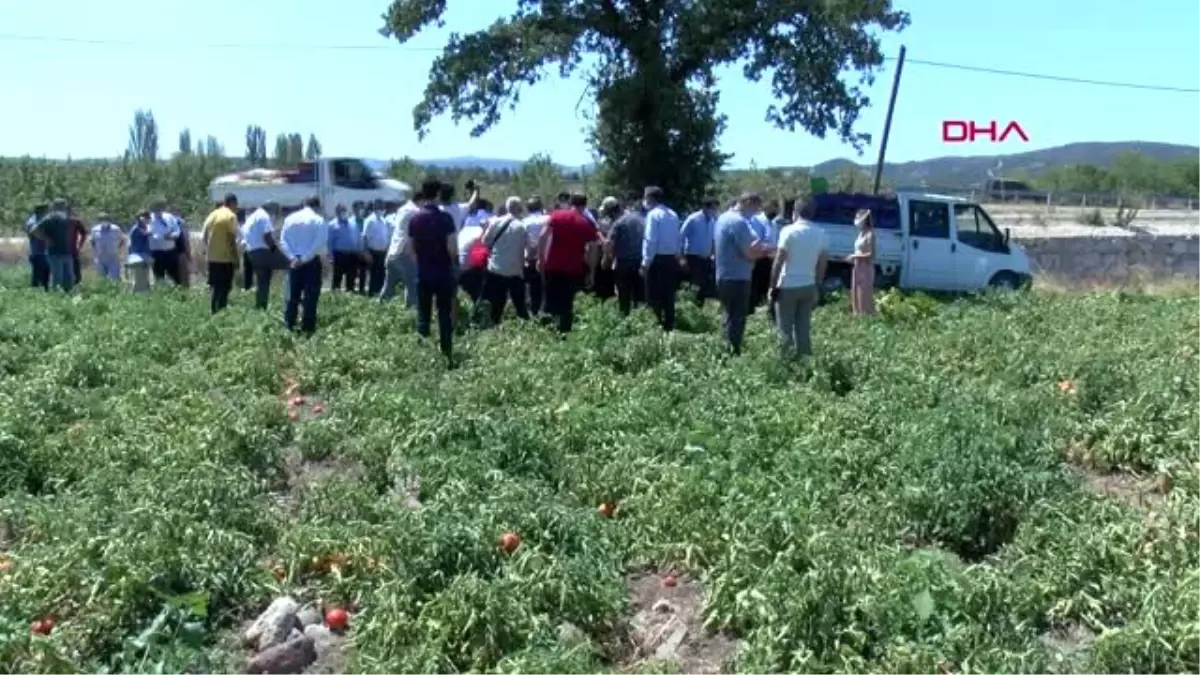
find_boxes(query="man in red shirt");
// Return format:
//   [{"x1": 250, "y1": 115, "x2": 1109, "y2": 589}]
[{"x1": 537, "y1": 193, "x2": 600, "y2": 334}]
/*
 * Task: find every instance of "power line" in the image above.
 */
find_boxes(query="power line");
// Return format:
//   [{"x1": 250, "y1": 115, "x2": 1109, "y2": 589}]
[
  {"x1": 0, "y1": 32, "x2": 442, "y2": 51},
  {"x1": 892, "y1": 56, "x2": 1199, "y2": 94},
  {"x1": 2, "y1": 32, "x2": 1196, "y2": 94}
]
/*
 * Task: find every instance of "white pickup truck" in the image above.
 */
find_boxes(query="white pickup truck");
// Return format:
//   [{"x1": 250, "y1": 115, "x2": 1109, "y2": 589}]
[
  {"x1": 208, "y1": 157, "x2": 410, "y2": 219},
  {"x1": 809, "y1": 191, "x2": 1033, "y2": 293}
]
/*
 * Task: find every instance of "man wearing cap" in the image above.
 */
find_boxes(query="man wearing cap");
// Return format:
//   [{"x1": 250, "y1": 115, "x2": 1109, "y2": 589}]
[
  {"x1": 201, "y1": 193, "x2": 241, "y2": 314},
  {"x1": 602, "y1": 196, "x2": 645, "y2": 316},
  {"x1": 24, "y1": 203, "x2": 50, "y2": 290},
  {"x1": 680, "y1": 197, "x2": 719, "y2": 306},
  {"x1": 29, "y1": 198, "x2": 77, "y2": 292},
  {"x1": 521, "y1": 196, "x2": 549, "y2": 316},
  {"x1": 640, "y1": 186, "x2": 682, "y2": 332},
  {"x1": 90, "y1": 212, "x2": 125, "y2": 282},
  {"x1": 241, "y1": 201, "x2": 281, "y2": 310}
]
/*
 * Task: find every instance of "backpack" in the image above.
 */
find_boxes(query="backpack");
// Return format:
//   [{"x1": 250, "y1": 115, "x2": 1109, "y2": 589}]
[{"x1": 464, "y1": 218, "x2": 513, "y2": 270}]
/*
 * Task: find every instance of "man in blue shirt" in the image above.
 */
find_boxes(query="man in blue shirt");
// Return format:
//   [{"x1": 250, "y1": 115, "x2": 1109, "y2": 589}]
[
  {"x1": 714, "y1": 192, "x2": 769, "y2": 355},
  {"x1": 680, "y1": 197, "x2": 719, "y2": 307},
  {"x1": 640, "y1": 186, "x2": 682, "y2": 332},
  {"x1": 25, "y1": 203, "x2": 50, "y2": 290},
  {"x1": 327, "y1": 203, "x2": 365, "y2": 292}
]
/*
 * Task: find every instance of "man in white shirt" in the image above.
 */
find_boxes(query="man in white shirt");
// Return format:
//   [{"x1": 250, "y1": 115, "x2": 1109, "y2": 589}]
[
  {"x1": 769, "y1": 215, "x2": 829, "y2": 359},
  {"x1": 241, "y1": 201, "x2": 280, "y2": 310},
  {"x1": 440, "y1": 180, "x2": 480, "y2": 231},
  {"x1": 480, "y1": 196, "x2": 530, "y2": 324},
  {"x1": 521, "y1": 196, "x2": 550, "y2": 316},
  {"x1": 147, "y1": 199, "x2": 182, "y2": 285},
  {"x1": 380, "y1": 198, "x2": 421, "y2": 307},
  {"x1": 456, "y1": 206, "x2": 488, "y2": 302},
  {"x1": 89, "y1": 213, "x2": 124, "y2": 281},
  {"x1": 361, "y1": 200, "x2": 392, "y2": 296},
  {"x1": 279, "y1": 196, "x2": 329, "y2": 335}
]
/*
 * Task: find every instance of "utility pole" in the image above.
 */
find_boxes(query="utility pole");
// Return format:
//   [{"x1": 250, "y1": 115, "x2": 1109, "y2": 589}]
[{"x1": 872, "y1": 45, "x2": 907, "y2": 195}]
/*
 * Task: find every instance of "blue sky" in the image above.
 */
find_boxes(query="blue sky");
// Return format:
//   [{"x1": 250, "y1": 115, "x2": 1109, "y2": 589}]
[{"x1": 1, "y1": 0, "x2": 1197, "y2": 169}]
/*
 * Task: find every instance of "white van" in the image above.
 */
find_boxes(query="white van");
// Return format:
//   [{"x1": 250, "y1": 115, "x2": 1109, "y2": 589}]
[
  {"x1": 805, "y1": 191, "x2": 1033, "y2": 293},
  {"x1": 208, "y1": 157, "x2": 410, "y2": 219}
]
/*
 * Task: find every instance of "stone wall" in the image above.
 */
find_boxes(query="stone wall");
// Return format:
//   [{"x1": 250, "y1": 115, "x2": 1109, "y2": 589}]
[{"x1": 1014, "y1": 233, "x2": 1200, "y2": 280}]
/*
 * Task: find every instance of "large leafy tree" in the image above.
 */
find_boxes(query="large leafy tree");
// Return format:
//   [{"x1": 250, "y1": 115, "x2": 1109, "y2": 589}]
[{"x1": 380, "y1": 0, "x2": 908, "y2": 208}]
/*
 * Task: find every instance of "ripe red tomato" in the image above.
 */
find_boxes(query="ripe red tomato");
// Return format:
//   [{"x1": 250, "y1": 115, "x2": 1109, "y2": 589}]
[
  {"x1": 30, "y1": 617, "x2": 55, "y2": 635},
  {"x1": 289, "y1": 396, "x2": 306, "y2": 406},
  {"x1": 598, "y1": 502, "x2": 614, "y2": 518},
  {"x1": 499, "y1": 532, "x2": 521, "y2": 554},
  {"x1": 324, "y1": 607, "x2": 349, "y2": 631},
  {"x1": 661, "y1": 574, "x2": 678, "y2": 588}
]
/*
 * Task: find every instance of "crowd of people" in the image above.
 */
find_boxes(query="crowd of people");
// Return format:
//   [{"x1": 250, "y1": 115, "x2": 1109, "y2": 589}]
[{"x1": 22, "y1": 179, "x2": 879, "y2": 362}]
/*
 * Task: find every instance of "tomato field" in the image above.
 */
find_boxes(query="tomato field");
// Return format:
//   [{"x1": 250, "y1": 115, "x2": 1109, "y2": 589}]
[{"x1": 0, "y1": 273, "x2": 1196, "y2": 674}]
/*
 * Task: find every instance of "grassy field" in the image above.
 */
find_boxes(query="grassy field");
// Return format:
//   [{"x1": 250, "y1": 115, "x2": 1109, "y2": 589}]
[{"x1": 0, "y1": 271, "x2": 1196, "y2": 674}]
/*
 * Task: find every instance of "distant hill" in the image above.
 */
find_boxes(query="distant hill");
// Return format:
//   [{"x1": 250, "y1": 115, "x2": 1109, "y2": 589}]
[
  {"x1": 410, "y1": 141, "x2": 1197, "y2": 186},
  {"x1": 797, "y1": 142, "x2": 1197, "y2": 187},
  {"x1": 406, "y1": 155, "x2": 586, "y2": 172}
]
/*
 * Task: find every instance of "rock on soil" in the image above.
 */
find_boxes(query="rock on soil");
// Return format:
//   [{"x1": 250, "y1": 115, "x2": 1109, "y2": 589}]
[
  {"x1": 623, "y1": 571, "x2": 742, "y2": 674},
  {"x1": 245, "y1": 596, "x2": 301, "y2": 651},
  {"x1": 242, "y1": 596, "x2": 348, "y2": 674},
  {"x1": 246, "y1": 634, "x2": 317, "y2": 674}
]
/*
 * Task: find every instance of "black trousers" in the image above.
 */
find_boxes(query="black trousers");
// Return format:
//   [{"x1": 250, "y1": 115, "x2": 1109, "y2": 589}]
[
  {"x1": 207, "y1": 262, "x2": 235, "y2": 314},
  {"x1": 524, "y1": 263, "x2": 543, "y2": 315},
  {"x1": 367, "y1": 250, "x2": 388, "y2": 295},
  {"x1": 684, "y1": 254, "x2": 715, "y2": 306},
  {"x1": 592, "y1": 266, "x2": 615, "y2": 300},
  {"x1": 646, "y1": 255, "x2": 679, "y2": 332},
  {"x1": 417, "y1": 279, "x2": 456, "y2": 358},
  {"x1": 71, "y1": 254, "x2": 81, "y2": 284},
  {"x1": 241, "y1": 251, "x2": 254, "y2": 290},
  {"x1": 284, "y1": 259, "x2": 323, "y2": 334},
  {"x1": 151, "y1": 250, "x2": 181, "y2": 284},
  {"x1": 331, "y1": 252, "x2": 361, "y2": 292},
  {"x1": 543, "y1": 270, "x2": 584, "y2": 334},
  {"x1": 483, "y1": 271, "x2": 529, "y2": 324},
  {"x1": 460, "y1": 266, "x2": 486, "y2": 302},
  {"x1": 749, "y1": 258, "x2": 770, "y2": 310},
  {"x1": 30, "y1": 255, "x2": 50, "y2": 289},
  {"x1": 614, "y1": 263, "x2": 643, "y2": 316}
]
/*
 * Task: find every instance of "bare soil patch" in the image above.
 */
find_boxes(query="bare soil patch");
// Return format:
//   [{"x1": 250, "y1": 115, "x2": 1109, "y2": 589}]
[
  {"x1": 1039, "y1": 619, "x2": 1097, "y2": 668},
  {"x1": 1074, "y1": 466, "x2": 1167, "y2": 511},
  {"x1": 615, "y1": 570, "x2": 741, "y2": 674}
]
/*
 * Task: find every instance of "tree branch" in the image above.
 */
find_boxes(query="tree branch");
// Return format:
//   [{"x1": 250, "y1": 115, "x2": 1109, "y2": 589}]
[{"x1": 392, "y1": 11, "x2": 583, "y2": 139}]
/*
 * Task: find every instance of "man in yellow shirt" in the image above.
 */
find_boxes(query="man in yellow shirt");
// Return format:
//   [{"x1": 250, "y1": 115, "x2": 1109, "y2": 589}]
[{"x1": 202, "y1": 193, "x2": 240, "y2": 314}]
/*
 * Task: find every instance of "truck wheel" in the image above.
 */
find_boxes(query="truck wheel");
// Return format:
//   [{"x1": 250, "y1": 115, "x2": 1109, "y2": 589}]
[
  {"x1": 821, "y1": 270, "x2": 850, "y2": 295},
  {"x1": 989, "y1": 271, "x2": 1020, "y2": 291}
]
